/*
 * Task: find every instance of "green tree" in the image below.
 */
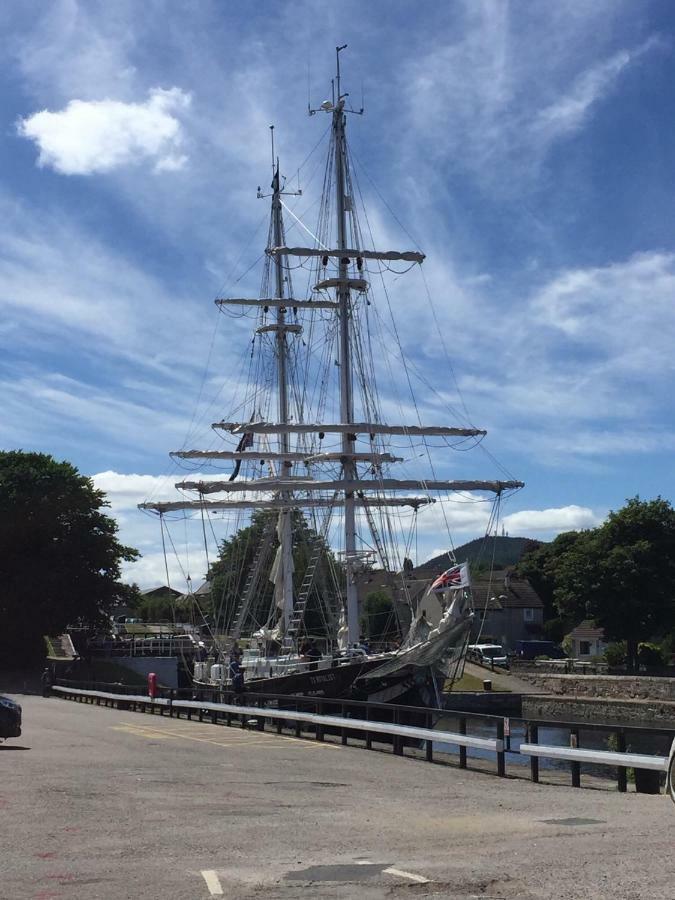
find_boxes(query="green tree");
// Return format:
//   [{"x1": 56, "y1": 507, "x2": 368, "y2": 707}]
[
  {"x1": 207, "y1": 510, "x2": 342, "y2": 638},
  {"x1": 0, "y1": 451, "x2": 139, "y2": 667},
  {"x1": 135, "y1": 590, "x2": 191, "y2": 622},
  {"x1": 523, "y1": 498, "x2": 675, "y2": 672},
  {"x1": 517, "y1": 531, "x2": 584, "y2": 622},
  {"x1": 360, "y1": 589, "x2": 397, "y2": 644}
]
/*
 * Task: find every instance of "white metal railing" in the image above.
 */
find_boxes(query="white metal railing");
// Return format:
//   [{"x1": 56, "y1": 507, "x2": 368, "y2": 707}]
[
  {"x1": 53, "y1": 686, "x2": 671, "y2": 782},
  {"x1": 520, "y1": 742, "x2": 668, "y2": 772},
  {"x1": 52, "y1": 686, "x2": 499, "y2": 753}
]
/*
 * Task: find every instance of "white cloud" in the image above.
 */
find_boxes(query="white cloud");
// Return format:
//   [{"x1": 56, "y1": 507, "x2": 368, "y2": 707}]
[
  {"x1": 531, "y1": 251, "x2": 675, "y2": 376},
  {"x1": 530, "y1": 38, "x2": 659, "y2": 145},
  {"x1": 92, "y1": 471, "x2": 178, "y2": 511},
  {"x1": 18, "y1": 87, "x2": 191, "y2": 175},
  {"x1": 401, "y1": 13, "x2": 661, "y2": 185},
  {"x1": 91, "y1": 471, "x2": 212, "y2": 590},
  {"x1": 503, "y1": 505, "x2": 600, "y2": 533}
]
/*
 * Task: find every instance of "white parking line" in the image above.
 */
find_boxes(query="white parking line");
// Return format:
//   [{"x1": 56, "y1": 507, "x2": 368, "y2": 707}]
[
  {"x1": 383, "y1": 866, "x2": 430, "y2": 883},
  {"x1": 201, "y1": 869, "x2": 224, "y2": 895}
]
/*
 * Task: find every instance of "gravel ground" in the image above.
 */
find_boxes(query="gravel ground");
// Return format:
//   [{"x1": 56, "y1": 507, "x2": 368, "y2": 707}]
[{"x1": 1, "y1": 693, "x2": 673, "y2": 899}]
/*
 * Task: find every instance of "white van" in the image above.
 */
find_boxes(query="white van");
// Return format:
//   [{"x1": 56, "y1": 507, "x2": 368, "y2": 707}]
[{"x1": 468, "y1": 644, "x2": 509, "y2": 668}]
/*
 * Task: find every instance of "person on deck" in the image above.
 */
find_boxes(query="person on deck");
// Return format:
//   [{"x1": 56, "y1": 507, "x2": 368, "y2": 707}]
[
  {"x1": 229, "y1": 656, "x2": 245, "y2": 698},
  {"x1": 305, "y1": 641, "x2": 321, "y2": 671}
]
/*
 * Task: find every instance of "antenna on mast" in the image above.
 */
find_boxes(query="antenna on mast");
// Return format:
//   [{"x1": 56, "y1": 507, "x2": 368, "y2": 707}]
[
  {"x1": 308, "y1": 46, "x2": 362, "y2": 117},
  {"x1": 336, "y1": 43, "x2": 347, "y2": 101},
  {"x1": 270, "y1": 124, "x2": 276, "y2": 176}
]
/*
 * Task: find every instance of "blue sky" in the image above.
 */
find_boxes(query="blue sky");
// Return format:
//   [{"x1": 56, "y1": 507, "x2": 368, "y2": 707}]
[{"x1": 2, "y1": 0, "x2": 675, "y2": 588}]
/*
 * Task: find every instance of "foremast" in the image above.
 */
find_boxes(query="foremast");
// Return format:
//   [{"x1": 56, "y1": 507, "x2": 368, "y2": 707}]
[{"x1": 270, "y1": 152, "x2": 295, "y2": 635}]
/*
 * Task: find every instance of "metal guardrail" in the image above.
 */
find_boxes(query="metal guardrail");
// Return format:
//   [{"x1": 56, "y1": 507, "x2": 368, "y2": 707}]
[
  {"x1": 520, "y1": 743, "x2": 667, "y2": 772},
  {"x1": 52, "y1": 682, "x2": 673, "y2": 791},
  {"x1": 52, "y1": 685, "x2": 501, "y2": 757}
]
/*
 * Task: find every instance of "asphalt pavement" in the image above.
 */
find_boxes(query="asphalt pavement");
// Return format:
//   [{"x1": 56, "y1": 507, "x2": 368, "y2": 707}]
[{"x1": 1, "y1": 693, "x2": 673, "y2": 899}]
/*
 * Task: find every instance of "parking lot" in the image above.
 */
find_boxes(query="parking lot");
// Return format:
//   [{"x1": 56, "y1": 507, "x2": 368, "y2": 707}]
[{"x1": 2, "y1": 693, "x2": 673, "y2": 899}]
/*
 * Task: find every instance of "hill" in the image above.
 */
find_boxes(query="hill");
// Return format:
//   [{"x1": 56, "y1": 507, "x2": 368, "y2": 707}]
[{"x1": 417, "y1": 536, "x2": 542, "y2": 573}]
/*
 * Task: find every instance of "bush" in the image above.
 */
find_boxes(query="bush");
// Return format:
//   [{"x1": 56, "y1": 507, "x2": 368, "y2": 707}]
[
  {"x1": 637, "y1": 642, "x2": 666, "y2": 668},
  {"x1": 543, "y1": 617, "x2": 571, "y2": 644},
  {"x1": 604, "y1": 642, "x2": 627, "y2": 667}
]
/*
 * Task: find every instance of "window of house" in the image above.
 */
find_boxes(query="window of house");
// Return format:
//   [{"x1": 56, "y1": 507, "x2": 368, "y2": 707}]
[
  {"x1": 579, "y1": 640, "x2": 591, "y2": 656},
  {"x1": 523, "y1": 608, "x2": 534, "y2": 622}
]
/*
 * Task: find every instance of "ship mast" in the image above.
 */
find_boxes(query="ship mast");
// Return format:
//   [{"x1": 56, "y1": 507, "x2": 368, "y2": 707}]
[
  {"x1": 333, "y1": 46, "x2": 359, "y2": 645},
  {"x1": 269, "y1": 135, "x2": 295, "y2": 634},
  {"x1": 140, "y1": 49, "x2": 525, "y2": 651}
]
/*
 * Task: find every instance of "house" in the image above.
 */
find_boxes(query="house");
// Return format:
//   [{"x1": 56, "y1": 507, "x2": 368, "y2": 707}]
[
  {"x1": 141, "y1": 585, "x2": 183, "y2": 601},
  {"x1": 467, "y1": 570, "x2": 544, "y2": 651},
  {"x1": 355, "y1": 566, "x2": 544, "y2": 652},
  {"x1": 566, "y1": 620, "x2": 607, "y2": 660}
]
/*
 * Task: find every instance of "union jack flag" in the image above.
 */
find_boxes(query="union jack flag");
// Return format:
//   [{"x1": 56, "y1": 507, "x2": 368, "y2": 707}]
[{"x1": 430, "y1": 562, "x2": 470, "y2": 592}]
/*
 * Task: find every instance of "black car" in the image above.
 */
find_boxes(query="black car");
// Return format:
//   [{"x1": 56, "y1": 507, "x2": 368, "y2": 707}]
[{"x1": 0, "y1": 695, "x2": 22, "y2": 739}]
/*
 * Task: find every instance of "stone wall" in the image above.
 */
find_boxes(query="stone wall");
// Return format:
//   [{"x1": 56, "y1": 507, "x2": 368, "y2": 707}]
[
  {"x1": 522, "y1": 694, "x2": 675, "y2": 728},
  {"x1": 515, "y1": 672, "x2": 675, "y2": 701}
]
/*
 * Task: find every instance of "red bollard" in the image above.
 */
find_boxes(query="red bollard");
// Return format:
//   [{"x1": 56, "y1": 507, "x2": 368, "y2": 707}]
[{"x1": 148, "y1": 672, "x2": 157, "y2": 699}]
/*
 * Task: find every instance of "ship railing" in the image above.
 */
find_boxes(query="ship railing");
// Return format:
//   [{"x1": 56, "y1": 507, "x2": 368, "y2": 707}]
[
  {"x1": 240, "y1": 651, "x2": 389, "y2": 680},
  {"x1": 51, "y1": 679, "x2": 673, "y2": 794}
]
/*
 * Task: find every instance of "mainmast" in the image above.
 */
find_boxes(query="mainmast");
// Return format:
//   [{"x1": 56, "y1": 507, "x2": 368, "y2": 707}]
[{"x1": 333, "y1": 45, "x2": 359, "y2": 645}]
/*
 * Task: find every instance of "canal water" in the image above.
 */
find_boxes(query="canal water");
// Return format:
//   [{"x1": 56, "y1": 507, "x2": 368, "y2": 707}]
[{"x1": 434, "y1": 715, "x2": 672, "y2": 777}]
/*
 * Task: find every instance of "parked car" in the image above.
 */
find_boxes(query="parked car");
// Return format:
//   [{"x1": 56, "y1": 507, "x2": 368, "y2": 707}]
[
  {"x1": 0, "y1": 695, "x2": 22, "y2": 740},
  {"x1": 514, "y1": 640, "x2": 567, "y2": 660},
  {"x1": 468, "y1": 644, "x2": 509, "y2": 668}
]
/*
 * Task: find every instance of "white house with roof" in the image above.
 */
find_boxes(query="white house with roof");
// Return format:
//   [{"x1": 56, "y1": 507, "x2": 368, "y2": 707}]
[{"x1": 567, "y1": 620, "x2": 607, "y2": 660}]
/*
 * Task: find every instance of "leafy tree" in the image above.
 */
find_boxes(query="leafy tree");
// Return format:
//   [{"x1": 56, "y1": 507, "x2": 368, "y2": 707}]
[
  {"x1": 517, "y1": 531, "x2": 584, "y2": 623},
  {"x1": 0, "y1": 451, "x2": 139, "y2": 667},
  {"x1": 604, "y1": 641, "x2": 627, "y2": 667},
  {"x1": 361, "y1": 589, "x2": 398, "y2": 644},
  {"x1": 637, "y1": 642, "x2": 666, "y2": 668},
  {"x1": 555, "y1": 498, "x2": 675, "y2": 670},
  {"x1": 207, "y1": 510, "x2": 342, "y2": 638},
  {"x1": 135, "y1": 590, "x2": 191, "y2": 622},
  {"x1": 522, "y1": 498, "x2": 675, "y2": 672}
]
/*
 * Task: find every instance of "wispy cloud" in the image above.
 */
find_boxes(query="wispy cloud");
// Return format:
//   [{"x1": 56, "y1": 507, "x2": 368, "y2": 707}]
[
  {"x1": 530, "y1": 251, "x2": 675, "y2": 378},
  {"x1": 400, "y1": 10, "x2": 661, "y2": 187},
  {"x1": 532, "y1": 36, "x2": 662, "y2": 146},
  {"x1": 18, "y1": 87, "x2": 191, "y2": 175}
]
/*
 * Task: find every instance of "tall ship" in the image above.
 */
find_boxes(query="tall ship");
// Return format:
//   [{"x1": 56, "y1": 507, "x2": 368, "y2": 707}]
[{"x1": 139, "y1": 48, "x2": 523, "y2": 707}]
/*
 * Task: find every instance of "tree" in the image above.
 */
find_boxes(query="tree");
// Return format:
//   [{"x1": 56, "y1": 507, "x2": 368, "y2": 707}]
[
  {"x1": 520, "y1": 497, "x2": 675, "y2": 672},
  {"x1": 207, "y1": 510, "x2": 342, "y2": 638},
  {"x1": 0, "y1": 451, "x2": 139, "y2": 667},
  {"x1": 134, "y1": 590, "x2": 190, "y2": 623},
  {"x1": 517, "y1": 531, "x2": 584, "y2": 619},
  {"x1": 554, "y1": 498, "x2": 675, "y2": 671},
  {"x1": 360, "y1": 589, "x2": 398, "y2": 645}
]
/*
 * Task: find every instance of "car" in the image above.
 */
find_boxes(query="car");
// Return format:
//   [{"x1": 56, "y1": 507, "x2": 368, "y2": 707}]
[
  {"x1": 0, "y1": 695, "x2": 22, "y2": 740},
  {"x1": 468, "y1": 644, "x2": 509, "y2": 668},
  {"x1": 514, "y1": 640, "x2": 567, "y2": 660}
]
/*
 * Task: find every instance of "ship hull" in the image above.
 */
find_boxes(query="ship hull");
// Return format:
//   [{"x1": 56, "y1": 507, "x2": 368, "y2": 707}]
[{"x1": 206, "y1": 616, "x2": 471, "y2": 709}]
